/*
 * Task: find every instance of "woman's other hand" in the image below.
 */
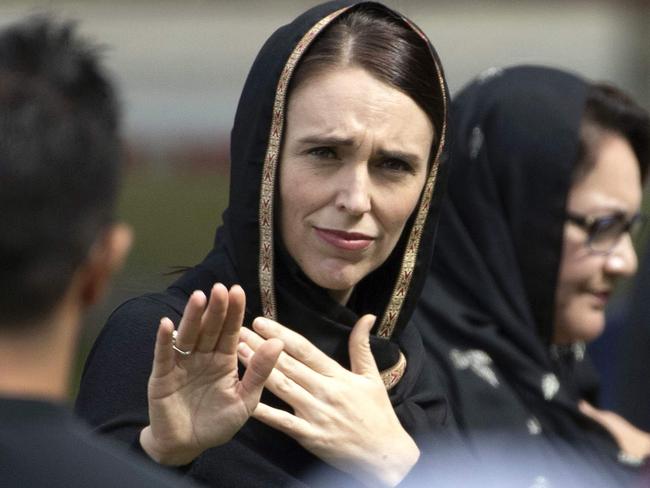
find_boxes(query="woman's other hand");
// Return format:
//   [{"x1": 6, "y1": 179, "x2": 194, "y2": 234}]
[
  {"x1": 238, "y1": 315, "x2": 419, "y2": 487},
  {"x1": 579, "y1": 400, "x2": 650, "y2": 461},
  {"x1": 139, "y1": 284, "x2": 283, "y2": 466}
]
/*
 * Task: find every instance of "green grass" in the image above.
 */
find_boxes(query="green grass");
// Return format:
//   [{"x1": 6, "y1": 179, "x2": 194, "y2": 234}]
[{"x1": 117, "y1": 169, "x2": 230, "y2": 273}]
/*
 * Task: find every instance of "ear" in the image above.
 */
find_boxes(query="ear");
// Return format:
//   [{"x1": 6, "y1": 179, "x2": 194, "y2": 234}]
[{"x1": 78, "y1": 223, "x2": 133, "y2": 308}]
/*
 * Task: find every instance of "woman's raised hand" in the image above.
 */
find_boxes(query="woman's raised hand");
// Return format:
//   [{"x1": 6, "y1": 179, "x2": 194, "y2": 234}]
[
  {"x1": 139, "y1": 284, "x2": 283, "y2": 466},
  {"x1": 237, "y1": 315, "x2": 420, "y2": 487}
]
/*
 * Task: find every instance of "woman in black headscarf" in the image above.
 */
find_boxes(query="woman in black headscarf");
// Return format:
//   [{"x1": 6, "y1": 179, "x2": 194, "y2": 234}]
[
  {"x1": 413, "y1": 65, "x2": 650, "y2": 476},
  {"x1": 76, "y1": 2, "x2": 450, "y2": 486}
]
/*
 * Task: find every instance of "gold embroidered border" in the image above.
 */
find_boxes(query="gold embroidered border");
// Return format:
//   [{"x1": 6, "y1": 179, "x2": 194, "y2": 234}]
[
  {"x1": 380, "y1": 352, "x2": 407, "y2": 391},
  {"x1": 377, "y1": 31, "x2": 448, "y2": 338},
  {"x1": 257, "y1": 6, "x2": 448, "y2": 342},
  {"x1": 258, "y1": 7, "x2": 350, "y2": 320}
]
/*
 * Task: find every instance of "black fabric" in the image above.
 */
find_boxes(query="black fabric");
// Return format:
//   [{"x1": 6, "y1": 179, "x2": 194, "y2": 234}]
[
  {"x1": 76, "y1": 2, "x2": 452, "y2": 486},
  {"x1": 0, "y1": 397, "x2": 198, "y2": 488},
  {"x1": 412, "y1": 66, "x2": 635, "y2": 481}
]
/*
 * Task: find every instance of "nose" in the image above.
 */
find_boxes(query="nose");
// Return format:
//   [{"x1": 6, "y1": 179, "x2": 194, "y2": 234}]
[
  {"x1": 334, "y1": 165, "x2": 372, "y2": 215},
  {"x1": 604, "y1": 233, "x2": 638, "y2": 278}
]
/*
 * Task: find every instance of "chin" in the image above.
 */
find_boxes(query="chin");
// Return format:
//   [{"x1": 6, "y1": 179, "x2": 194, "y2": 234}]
[
  {"x1": 307, "y1": 260, "x2": 366, "y2": 291},
  {"x1": 314, "y1": 273, "x2": 358, "y2": 293},
  {"x1": 571, "y1": 315, "x2": 606, "y2": 343},
  {"x1": 554, "y1": 308, "x2": 605, "y2": 344}
]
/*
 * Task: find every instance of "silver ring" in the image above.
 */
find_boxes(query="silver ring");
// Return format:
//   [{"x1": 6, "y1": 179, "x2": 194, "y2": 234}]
[{"x1": 172, "y1": 330, "x2": 192, "y2": 357}]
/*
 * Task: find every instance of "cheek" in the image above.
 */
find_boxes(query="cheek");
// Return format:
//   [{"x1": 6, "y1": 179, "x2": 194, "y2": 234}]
[
  {"x1": 376, "y1": 181, "x2": 424, "y2": 245},
  {"x1": 385, "y1": 176, "x2": 425, "y2": 226},
  {"x1": 556, "y1": 233, "x2": 590, "y2": 287}
]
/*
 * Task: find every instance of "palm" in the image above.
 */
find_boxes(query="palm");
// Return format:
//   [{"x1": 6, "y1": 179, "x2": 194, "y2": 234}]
[{"x1": 141, "y1": 284, "x2": 282, "y2": 466}]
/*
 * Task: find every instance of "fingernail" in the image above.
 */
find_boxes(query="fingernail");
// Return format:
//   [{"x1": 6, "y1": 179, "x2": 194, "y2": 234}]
[
  {"x1": 253, "y1": 318, "x2": 268, "y2": 332},
  {"x1": 237, "y1": 342, "x2": 252, "y2": 358}
]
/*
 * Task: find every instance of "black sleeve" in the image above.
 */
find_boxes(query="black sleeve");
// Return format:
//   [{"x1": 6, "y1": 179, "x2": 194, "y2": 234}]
[{"x1": 75, "y1": 294, "x2": 182, "y2": 448}]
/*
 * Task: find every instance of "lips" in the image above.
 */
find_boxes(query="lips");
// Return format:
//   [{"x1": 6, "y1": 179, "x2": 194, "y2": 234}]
[
  {"x1": 590, "y1": 290, "x2": 611, "y2": 307},
  {"x1": 314, "y1": 227, "x2": 375, "y2": 251}
]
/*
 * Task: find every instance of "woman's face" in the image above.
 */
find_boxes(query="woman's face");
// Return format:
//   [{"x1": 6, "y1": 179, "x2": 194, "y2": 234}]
[
  {"x1": 554, "y1": 131, "x2": 641, "y2": 344},
  {"x1": 279, "y1": 66, "x2": 433, "y2": 304}
]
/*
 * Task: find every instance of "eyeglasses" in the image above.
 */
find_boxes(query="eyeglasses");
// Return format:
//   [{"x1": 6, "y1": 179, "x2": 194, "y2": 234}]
[{"x1": 566, "y1": 211, "x2": 646, "y2": 254}]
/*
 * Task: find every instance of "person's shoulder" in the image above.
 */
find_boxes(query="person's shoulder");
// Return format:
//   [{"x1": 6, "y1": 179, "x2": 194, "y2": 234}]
[
  {"x1": 0, "y1": 402, "x2": 193, "y2": 488},
  {"x1": 69, "y1": 422, "x2": 199, "y2": 488},
  {"x1": 0, "y1": 414, "x2": 198, "y2": 488}
]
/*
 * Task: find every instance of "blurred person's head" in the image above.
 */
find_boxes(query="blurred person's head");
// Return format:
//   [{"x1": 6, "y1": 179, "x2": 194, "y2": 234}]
[
  {"x1": 0, "y1": 16, "x2": 131, "y2": 397},
  {"x1": 554, "y1": 84, "x2": 650, "y2": 344},
  {"x1": 0, "y1": 17, "x2": 131, "y2": 330}
]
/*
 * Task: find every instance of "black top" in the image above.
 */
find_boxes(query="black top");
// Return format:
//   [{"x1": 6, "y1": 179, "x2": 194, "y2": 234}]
[
  {"x1": 412, "y1": 66, "x2": 636, "y2": 482},
  {"x1": 0, "y1": 397, "x2": 198, "y2": 488},
  {"x1": 76, "y1": 2, "x2": 452, "y2": 486}
]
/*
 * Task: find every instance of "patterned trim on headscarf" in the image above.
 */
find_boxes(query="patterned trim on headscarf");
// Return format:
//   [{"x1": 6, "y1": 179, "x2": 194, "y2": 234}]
[
  {"x1": 258, "y1": 5, "x2": 448, "y2": 342},
  {"x1": 377, "y1": 22, "x2": 448, "y2": 338},
  {"x1": 259, "y1": 7, "x2": 350, "y2": 320},
  {"x1": 380, "y1": 351, "x2": 407, "y2": 390}
]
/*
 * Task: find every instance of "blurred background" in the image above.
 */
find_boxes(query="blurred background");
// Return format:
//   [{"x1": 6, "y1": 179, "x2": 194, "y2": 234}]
[{"x1": 0, "y1": 0, "x2": 648, "y2": 398}]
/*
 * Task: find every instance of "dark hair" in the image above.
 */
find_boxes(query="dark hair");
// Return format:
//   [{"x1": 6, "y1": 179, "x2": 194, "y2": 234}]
[
  {"x1": 0, "y1": 17, "x2": 121, "y2": 327},
  {"x1": 573, "y1": 83, "x2": 650, "y2": 182},
  {"x1": 289, "y1": 4, "x2": 444, "y2": 148}
]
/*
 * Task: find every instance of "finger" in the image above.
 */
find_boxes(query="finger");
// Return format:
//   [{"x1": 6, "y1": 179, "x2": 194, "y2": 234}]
[
  {"x1": 238, "y1": 342, "x2": 313, "y2": 409},
  {"x1": 240, "y1": 327, "x2": 323, "y2": 389},
  {"x1": 578, "y1": 400, "x2": 596, "y2": 417},
  {"x1": 252, "y1": 317, "x2": 338, "y2": 376},
  {"x1": 349, "y1": 314, "x2": 380, "y2": 377},
  {"x1": 253, "y1": 402, "x2": 313, "y2": 441},
  {"x1": 195, "y1": 283, "x2": 229, "y2": 353},
  {"x1": 238, "y1": 338, "x2": 283, "y2": 405},
  {"x1": 176, "y1": 290, "x2": 207, "y2": 352},
  {"x1": 579, "y1": 400, "x2": 606, "y2": 422},
  {"x1": 239, "y1": 326, "x2": 265, "y2": 349},
  {"x1": 150, "y1": 318, "x2": 176, "y2": 378},
  {"x1": 579, "y1": 401, "x2": 618, "y2": 429},
  {"x1": 214, "y1": 285, "x2": 246, "y2": 356}
]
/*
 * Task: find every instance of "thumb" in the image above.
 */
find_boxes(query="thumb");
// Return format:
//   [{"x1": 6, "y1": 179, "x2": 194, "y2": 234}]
[
  {"x1": 240, "y1": 338, "x2": 283, "y2": 406},
  {"x1": 349, "y1": 314, "x2": 378, "y2": 376}
]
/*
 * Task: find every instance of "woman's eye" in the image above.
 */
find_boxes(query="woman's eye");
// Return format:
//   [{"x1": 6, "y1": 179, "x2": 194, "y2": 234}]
[
  {"x1": 377, "y1": 158, "x2": 415, "y2": 174},
  {"x1": 307, "y1": 147, "x2": 337, "y2": 159}
]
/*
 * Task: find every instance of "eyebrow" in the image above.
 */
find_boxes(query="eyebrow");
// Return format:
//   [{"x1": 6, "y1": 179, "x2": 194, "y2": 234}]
[
  {"x1": 296, "y1": 135, "x2": 355, "y2": 147},
  {"x1": 577, "y1": 204, "x2": 636, "y2": 216},
  {"x1": 297, "y1": 135, "x2": 424, "y2": 166},
  {"x1": 376, "y1": 149, "x2": 423, "y2": 167}
]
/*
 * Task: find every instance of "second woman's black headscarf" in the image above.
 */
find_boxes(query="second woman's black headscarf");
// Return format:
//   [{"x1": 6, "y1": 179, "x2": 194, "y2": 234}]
[{"x1": 413, "y1": 66, "x2": 633, "y2": 475}]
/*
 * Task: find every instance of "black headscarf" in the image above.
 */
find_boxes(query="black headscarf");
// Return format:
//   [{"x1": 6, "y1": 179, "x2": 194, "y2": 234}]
[
  {"x1": 173, "y1": 0, "x2": 449, "y2": 416},
  {"x1": 77, "y1": 2, "x2": 451, "y2": 486},
  {"x1": 413, "y1": 66, "x2": 632, "y2": 471}
]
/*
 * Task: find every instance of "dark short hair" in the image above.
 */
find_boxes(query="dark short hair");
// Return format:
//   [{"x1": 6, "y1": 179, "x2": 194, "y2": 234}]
[
  {"x1": 574, "y1": 83, "x2": 650, "y2": 182},
  {"x1": 289, "y1": 4, "x2": 444, "y2": 148},
  {"x1": 0, "y1": 17, "x2": 121, "y2": 327}
]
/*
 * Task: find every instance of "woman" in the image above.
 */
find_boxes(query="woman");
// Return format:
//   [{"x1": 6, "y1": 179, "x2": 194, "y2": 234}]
[
  {"x1": 413, "y1": 65, "x2": 650, "y2": 479},
  {"x1": 76, "y1": 2, "x2": 450, "y2": 486}
]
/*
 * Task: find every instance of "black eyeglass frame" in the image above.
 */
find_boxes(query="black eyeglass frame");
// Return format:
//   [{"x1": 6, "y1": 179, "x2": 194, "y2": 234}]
[{"x1": 565, "y1": 211, "x2": 646, "y2": 255}]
